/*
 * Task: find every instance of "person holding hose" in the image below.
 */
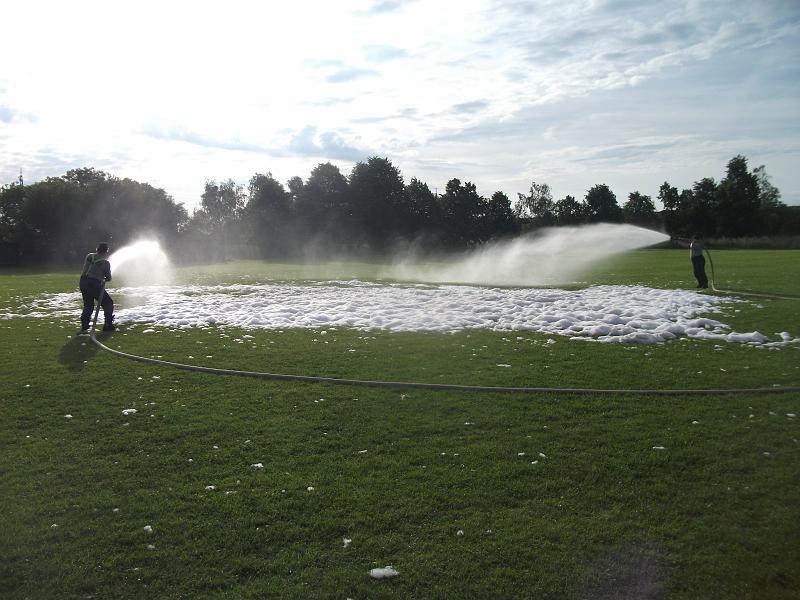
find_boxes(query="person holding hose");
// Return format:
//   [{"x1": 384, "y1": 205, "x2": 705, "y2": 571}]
[
  {"x1": 689, "y1": 233, "x2": 709, "y2": 289},
  {"x1": 79, "y1": 242, "x2": 116, "y2": 332},
  {"x1": 673, "y1": 234, "x2": 709, "y2": 289}
]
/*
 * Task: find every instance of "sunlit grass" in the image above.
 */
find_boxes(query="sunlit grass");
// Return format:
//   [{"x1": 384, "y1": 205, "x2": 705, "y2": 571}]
[{"x1": 1, "y1": 250, "x2": 799, "y2": 599}]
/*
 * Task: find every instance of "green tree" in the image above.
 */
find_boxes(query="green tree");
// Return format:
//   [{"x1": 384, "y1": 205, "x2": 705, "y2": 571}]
[
  {"x1": 295, "y1": 162, "x2": 352, "y2": 250},
  {"x1": 753, "y1": 165, "x2": 784, "y2": 234},
  {"x1": 107, "y1": 177, "x2": 188, "y2": 242},
  {"x1": 287, "y1": 176, "x2": 304, "y2": 206},
  {"x1": 63, "y1": 167, "x2": 110, "y2": 188},
  {"x1": 438, "y1": 178, "x2": 488, "y2": 248},
  {"x1": 405, "y1": 177, "x2": 440, "y2": 232},
  {"x1": 515, "y1": 181, "x2": 555, "y2": 226},
  {"x1": 487, "y1": 191, "x2": 519, "y2": 237},
  {"x1": 622, "y1": 191, "x2": 659, "y2": 228},
  {"x1": 658, "y1": 182, "x2": 683, "y2": 235},
  {"x1": 684, "y1": 178, "x2": 717, "y2": 237},
  {"x1": 715, "y1": 155, "x2": 760, "y2": 236},
  {"x1": 583, "y1": 184, "x2": 621, "y2": 223},
  {"x1": 0, "y1": 183, "x2": 25, "y2": 264},
  {"x1": 6, "y1": 169, "x2": 187, "y2": 264},
  {"x1": 200, "y1": 179, "x2": 244, "y2": 234},
  {"x1": 244, "y1": 173, "x2": 291, "y2": 257},
  {"x1": 196, "y1": 178, "x2": 245, "y2": 259},
  {"x1": 554, "y1": 195, "x2": 583, "y2": 226},
  {"x1": 349, "y1": 156, "x2": 408, "y2": 252}
]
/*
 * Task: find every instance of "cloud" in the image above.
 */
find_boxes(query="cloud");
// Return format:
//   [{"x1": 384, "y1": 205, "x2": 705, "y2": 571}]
[
  {"x1": 304, "y1": 59, "x2": 345, "y2": 69},
  {"x1": 142, "y1": 122, "x2": 368, "y2": 162},
  {"x1": 363, "y1": 44, "x2": 409, "y2": 63},
  {"x1": 285, "y1": 126, "x2": 366, "y2": 161},
  {"x1": 572, "y1": 138, "x2": 689, "y2": 165},
  {"x1": 450, "y1": 100, "x2": 490, "y2": 115},
  {"x1": 0, "y1": 144, "x2": 125, "y2": 185},
  {"x1": 0, "y1": 104, "x2": 37, "y2": 124},
  {"x1": 409, "y1": 158, "x2": 463, "y2": 173},
  {"x1": 141, "y1": 124, "x2": 268, "y2": 154},
  {"x1": 592, "y1": 0, "x2": 651, "y2": 13},
  {"x1": 327, "y1": 67, "x2": 379, "y2": 83},
  {"x1": 305, "y1": 97, "x2": 356, "y2": 107},
  {"x1": 351, "y1": 106, "x2": 418, "y2": 124},
  {"x1": 0, "y1": 105, "x2": 14, "y2": 122},
  {"x1": 2, "y1": 0, "x2": 799, "y2": 208},
  {"x1": 430, "y1": 109, "x2": 554, "y2": 144},
  {"x1": 356, "y1": 0, "x2": 412, "y2": 15},
  {"x1": 305, "y1": 56, "x2": 380, "y2": 84}
]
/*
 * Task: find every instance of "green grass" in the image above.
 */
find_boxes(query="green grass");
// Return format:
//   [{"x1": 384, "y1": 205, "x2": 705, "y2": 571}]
[{"x1": 1, "y1": 250, "x2": 799, "y2": 599}]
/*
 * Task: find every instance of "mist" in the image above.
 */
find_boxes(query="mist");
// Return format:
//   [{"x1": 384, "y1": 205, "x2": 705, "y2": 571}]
[
  {"x1": 384, "y1": 223, "x2": 669, "y2": 286},
  {"x1": 108, "y1": 240, "x2": 173, "y2": 286}
]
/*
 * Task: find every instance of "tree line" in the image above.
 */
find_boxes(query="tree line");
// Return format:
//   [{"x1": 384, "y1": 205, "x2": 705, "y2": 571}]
[{"x1": 1, "y1": 155, "x2": 797, "y2": 265}]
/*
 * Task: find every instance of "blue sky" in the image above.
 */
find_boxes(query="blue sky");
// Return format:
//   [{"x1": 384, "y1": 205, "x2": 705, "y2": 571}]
[{"x1": 1, "y1": 0, "x2": 798, "y2": 210}]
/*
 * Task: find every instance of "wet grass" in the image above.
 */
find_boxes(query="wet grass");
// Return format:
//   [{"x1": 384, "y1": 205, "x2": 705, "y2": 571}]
[{"x1": 1, "y1": 250, "x2": 799, "y2": 599}]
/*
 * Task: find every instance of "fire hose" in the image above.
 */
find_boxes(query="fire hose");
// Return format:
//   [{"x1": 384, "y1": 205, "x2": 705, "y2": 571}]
[{"x1": 88, "y1": 280, "x2": 799, "y2": 396}]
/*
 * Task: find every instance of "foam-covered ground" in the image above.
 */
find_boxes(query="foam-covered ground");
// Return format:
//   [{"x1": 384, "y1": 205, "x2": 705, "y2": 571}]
[{"x1": 4, "y1": 281, "x2": 797, "y2": 347}]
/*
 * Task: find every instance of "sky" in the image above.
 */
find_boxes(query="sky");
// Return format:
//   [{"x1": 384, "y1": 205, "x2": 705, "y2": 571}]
[{"x1": 1, "y1": 0, "x2": 798, "y2": 211}]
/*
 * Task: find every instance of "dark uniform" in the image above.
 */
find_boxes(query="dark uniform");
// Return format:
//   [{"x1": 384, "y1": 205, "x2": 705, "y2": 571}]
[
  {"x1": 79, "y1": 249, "x2": 114, "y2": 331},
  {"x1": 690, "y1": 238, "x2": 708, "y2": 289}
]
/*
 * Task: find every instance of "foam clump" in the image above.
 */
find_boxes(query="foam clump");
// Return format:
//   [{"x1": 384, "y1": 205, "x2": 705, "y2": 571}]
[
  {"x1": 9, "y1": 279, "x2": 799, "y2": 348},
  {"x1": 100, "y1": 282, "x2": 795, "y2": 346},
  {"x1": 369, "y1": 566, "x2": 399, "y2": 579}
]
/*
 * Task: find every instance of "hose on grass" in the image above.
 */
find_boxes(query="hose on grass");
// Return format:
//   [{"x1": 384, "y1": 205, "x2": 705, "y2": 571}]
[
  {"x1": 706, "y1": 249, "x2": 800, "y2": 300},
  {"x1": 89, "y1": 280, "x2": 798, "y2": 397}
]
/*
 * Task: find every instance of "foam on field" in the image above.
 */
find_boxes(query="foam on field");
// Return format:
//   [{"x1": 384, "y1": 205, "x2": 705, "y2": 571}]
[{"x1": 5, "y1": 281, "x2": 798, "y2": 347}]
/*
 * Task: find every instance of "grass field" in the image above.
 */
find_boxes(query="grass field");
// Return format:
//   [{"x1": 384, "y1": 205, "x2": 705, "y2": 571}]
[{"x1": 1, "y1": 250, "x2": 799, "y2": 599}]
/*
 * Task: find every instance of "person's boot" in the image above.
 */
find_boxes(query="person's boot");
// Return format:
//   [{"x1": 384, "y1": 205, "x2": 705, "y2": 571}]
[{"x1": 102, "y1": 316, "x2": 117, "y2": 332}]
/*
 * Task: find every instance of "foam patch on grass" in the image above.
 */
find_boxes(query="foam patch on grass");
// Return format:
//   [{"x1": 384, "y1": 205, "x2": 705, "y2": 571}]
[{"x1": 5, "y1": 282, "x2": 799, "y2": 346}]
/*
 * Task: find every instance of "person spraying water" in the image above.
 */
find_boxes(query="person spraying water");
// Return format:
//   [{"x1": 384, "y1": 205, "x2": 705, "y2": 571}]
[
  {"x1": 673, "y1": 234, "x2": 709, "y2": 289},
  {"x1": 79, "y1": 242, "x2": 116, "y2": 333},
  {"x1": 689, "y1": 234, "x2": 709, "y2": 289}
]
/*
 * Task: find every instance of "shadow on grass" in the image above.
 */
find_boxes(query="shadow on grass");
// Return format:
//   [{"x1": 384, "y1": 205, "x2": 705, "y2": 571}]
[
  {"x1": 58, "y1": 334, "x2": 101, "y2": 371},
  {"x1": 577, "y1": 541, "x2": 666, "y2": 600}
]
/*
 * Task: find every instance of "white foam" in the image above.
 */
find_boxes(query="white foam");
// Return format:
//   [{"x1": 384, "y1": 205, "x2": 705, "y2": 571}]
[
  {"x1": 107, "y1": 282, "x2": 797, "y2": 346},
  {"x1": 4, "y1": 281, "x2": 798, "y2": 346},
  {"x1": 369, "y1": 566, "x2": 399, "y2": 579}
]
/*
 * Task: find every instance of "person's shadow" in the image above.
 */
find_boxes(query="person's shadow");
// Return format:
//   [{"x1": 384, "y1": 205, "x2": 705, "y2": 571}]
[{"x1": 58, "y1": 333, "x2": 102, "y2": 371}]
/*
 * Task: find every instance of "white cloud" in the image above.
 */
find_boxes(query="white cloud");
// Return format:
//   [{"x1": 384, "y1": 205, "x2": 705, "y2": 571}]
[{"x1": 1, "y1": 0, "x2": 798, "y2": 206}]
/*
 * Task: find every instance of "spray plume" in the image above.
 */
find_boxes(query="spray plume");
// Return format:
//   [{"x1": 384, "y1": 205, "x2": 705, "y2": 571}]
[
  {"x1": 108, "y1": 240, "x2": 173, "y2": 286},
  {"x1": 385, "y1": 223, "x2": 668, "y2": 286}
]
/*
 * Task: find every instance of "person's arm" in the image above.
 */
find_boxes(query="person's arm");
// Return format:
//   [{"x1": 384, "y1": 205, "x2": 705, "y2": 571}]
[
  {"x1": 103, "y1": 260, "x2": 112, "y2": 281},
  {"x1": 81, "y1": 254, "x2": 92, "y2": 276}
]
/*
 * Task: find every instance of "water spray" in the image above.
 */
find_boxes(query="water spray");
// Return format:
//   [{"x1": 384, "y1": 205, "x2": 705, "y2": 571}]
[
  {"x1": 108, "y1": 240, "x2": 173, "y2": 287},
  {"x1": 386, "y1": 224, "x2": 669, "y2": 287},
  {"x1": 84, "y1": 231, "x2": 798, "y2": 395}
]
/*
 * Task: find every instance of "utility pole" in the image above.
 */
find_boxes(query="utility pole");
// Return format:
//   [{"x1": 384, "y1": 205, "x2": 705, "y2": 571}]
[{"x1": 18, "y1": 169, "x2": 23, "y2": 187}]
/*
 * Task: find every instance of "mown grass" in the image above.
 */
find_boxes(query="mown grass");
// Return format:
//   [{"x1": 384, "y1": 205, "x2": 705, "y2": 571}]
[{"x1": 1, "y1": 250, "x2": 799, "y2": 599}]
